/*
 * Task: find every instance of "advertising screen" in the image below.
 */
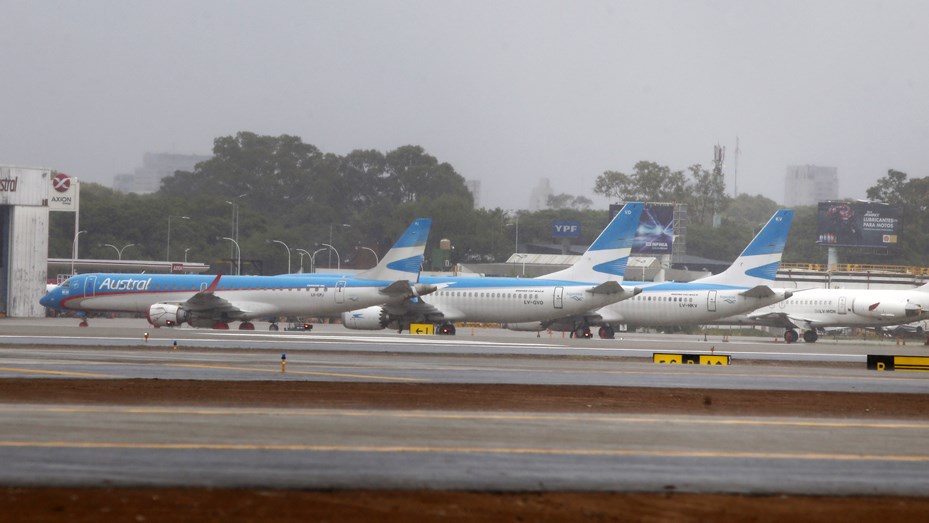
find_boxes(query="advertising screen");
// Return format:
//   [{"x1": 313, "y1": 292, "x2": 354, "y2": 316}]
[
  {"x1": 610, "y1": 203, "x2": 674, "y2": 254},
  {"x1": 816, "y1": 201, "x2": 900, "y2": 249}
]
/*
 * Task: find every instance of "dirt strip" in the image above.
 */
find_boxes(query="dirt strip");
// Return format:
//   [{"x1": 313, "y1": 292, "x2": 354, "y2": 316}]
[{"x1": 1, "y1": 379, "x2": 928, "y2": 419}]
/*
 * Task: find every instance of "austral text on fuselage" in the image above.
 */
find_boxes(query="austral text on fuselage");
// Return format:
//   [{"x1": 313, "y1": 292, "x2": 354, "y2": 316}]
[{"x1": 99, "y1": 277, "x2": 152, "y2": 291}]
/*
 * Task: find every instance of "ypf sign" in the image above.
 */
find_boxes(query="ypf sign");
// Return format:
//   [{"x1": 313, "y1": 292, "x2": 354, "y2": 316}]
[
  {"x1": 49, "y1": 172, "x2": 79, "y2": 212},
  {"x1": 552, "y1": 220, "x2": 581, "y2": 238}
]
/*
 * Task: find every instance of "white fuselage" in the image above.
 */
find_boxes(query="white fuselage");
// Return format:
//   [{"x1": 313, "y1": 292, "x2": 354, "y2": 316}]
[
  {"x1": 421, "y1": 282, "x2": 630, "y2": 323},
  {"x1": 595, "y1": 286, "x2": 791, "y2": 326},
  {"x1": 720, "y1": 287, "x2": 929, "y2": 328}
]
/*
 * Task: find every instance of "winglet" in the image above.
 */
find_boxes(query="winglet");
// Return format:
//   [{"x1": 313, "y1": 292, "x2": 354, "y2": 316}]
[
  {"x1": 538, "y1": 202, "x2": 644, "y2": 283},
  {"x1": 204, "y1": 274, "x2": 223, "y2": 293}
]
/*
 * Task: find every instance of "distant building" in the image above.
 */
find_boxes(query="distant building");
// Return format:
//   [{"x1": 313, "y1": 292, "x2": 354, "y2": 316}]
[
  {"x1": 529, "y1": 178, "x2": 553, "y2": 211},
  {"x1": 785, "y1": 165, "x2": 838, "y2": 206},
  {"x1": 113, "y1": 152, "x2": 210, "y2": 194},
  {"x1": 465, "y1": 179, "x2": 481, "y2": 208}
]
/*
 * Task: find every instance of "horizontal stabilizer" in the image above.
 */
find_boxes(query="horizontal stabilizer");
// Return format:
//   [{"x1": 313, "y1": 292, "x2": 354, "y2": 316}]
[{"x1": 587, "y1": 281, "x2": 624, "y2": 295}]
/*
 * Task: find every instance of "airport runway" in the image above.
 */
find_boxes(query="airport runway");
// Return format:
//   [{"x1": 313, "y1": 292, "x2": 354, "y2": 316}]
[{"x1": 1, "y1": 317, "x2": 929, "y2": 495}]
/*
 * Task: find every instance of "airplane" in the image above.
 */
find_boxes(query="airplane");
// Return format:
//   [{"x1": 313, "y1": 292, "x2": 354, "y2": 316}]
[
  {"x1": 340, "y1": 202, "x2": 646, "y2": 334},
  {"x1": 505, "y1": 209, "x2": 797, "y2": 338},
  {"x1": 39, "y1": 218, "x2": 436, "y2": 330},
  {"x1": 715, "y1": 282, "x2": 929, "y2": 343}
]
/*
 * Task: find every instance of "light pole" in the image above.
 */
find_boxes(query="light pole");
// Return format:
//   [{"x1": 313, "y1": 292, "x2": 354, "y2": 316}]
[
  {"x1": 221, "y1": 236, "x2": 241, "y2": 275},
  {"x1": 355, "y1": 246, "x2": 379, "y2": 267},
  {"x1": 104, "y1": 243, "x2": 136, "y2": 261},
  {"x1": 506, "y1": 210, "x2": 520, "y2": 254},
  {"x1": 71, "y1": 230, "x2": 87, "y2": 276},
  {"x1": 184, "y1": 248, "x2": 192, "y2": 262},
  {"x1": 321, "y1": 243, "x2": 340, "y2": 270},
  {"x1": 310, "y1": 248, "x2": 326, "y2": 273},
  {"x1": 514, "y1": 253, "x2": 527, "y2": 277},
  {"x1": 270, "y1": 239, "x2": 292, "y2": 274},
  {"x1": 295, "y1": 248, "x2": 313, "y2": 273},
  {"x1": 225, "y1": 193, "x2": 247, "y2": 264},
  {"x1": 167, "y1": 215, "x2": 189, "y2": 261},
  {"x1": 328, "y1": 223, "x2": 350, "y2": 268}
]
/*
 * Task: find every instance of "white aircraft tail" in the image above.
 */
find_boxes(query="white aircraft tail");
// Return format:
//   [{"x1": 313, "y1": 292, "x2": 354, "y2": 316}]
[
  {"x1": 538, "y1": 202, "x2": 643, "y2": 283},
  {"x1": 355, "y1": 218, "x2": 432, "y2": 282},
  {"x1": 698, "y1": 209, "x2": 794, "y2": 287}
]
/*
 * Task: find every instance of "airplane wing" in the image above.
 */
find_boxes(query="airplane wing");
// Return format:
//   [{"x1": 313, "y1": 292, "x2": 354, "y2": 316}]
[
  {"x1": 745, "y1": 311, "x2": 814, "y2": 331},
  {"x1": 586, "y1": 281, "x2": 626, "y2": 294},
  {"x1": 739, "y1": 285, "x2": 776, "y2": 298},
  {"x1": 378, "y1": 281, "x2": 437, "y2": 299},
  {"x1": 382, "y1": 297, "x2": 460, "y2": 323},
  {"x1": 179, "y1": 275, "x2": 232, "y2": 311}
]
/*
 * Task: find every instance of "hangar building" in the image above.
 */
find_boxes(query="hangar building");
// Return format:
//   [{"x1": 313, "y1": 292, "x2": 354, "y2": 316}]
[{"x1": 0, "y1": 166, "x2": 51, "y2": 318}]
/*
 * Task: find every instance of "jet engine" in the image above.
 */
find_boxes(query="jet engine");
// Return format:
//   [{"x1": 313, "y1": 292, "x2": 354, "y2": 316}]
[
  {"x1": 504, "y1": 321, "x2": 547, "y2": 332},
  {"x1": 148, "y1": 303, "x2": 190, "y2": 327},
  {"x1": 852, "y1": 299, "x2": 923, "y2": 319},
  {"x1": 341, "y1": 306, "x2": 390, "y2": 330}
]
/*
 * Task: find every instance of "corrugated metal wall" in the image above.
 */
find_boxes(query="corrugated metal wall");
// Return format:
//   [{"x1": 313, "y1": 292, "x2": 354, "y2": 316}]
[{"x1": 6, "y1": 205, "x2": 49, "y2": 317}]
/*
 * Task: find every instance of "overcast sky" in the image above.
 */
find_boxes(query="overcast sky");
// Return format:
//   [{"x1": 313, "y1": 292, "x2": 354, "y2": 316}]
[{"x1": 3, "y1": 0, "x2": 927, "y2": 209}]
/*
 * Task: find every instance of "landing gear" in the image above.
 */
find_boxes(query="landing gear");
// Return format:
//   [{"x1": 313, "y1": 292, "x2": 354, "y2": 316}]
[
  {"x1": 212, "y1": 321, "x2": 230, "y2": 330},
  {"x1": 571, "y1": 326, "x2": 592, "y2": 339},
  {"x1": 802, "y1": 330, "x2": 819, "y2": 343},
  {"x1": 78, "y1": 319, "x2": 89, "y2": 328},
  {"x1": 784, "y1": 329, "x2": 798, "y2": 343},
  {"x1": 438, "y1": 323, "x2": 456, "y2": 335},
  {"x1": 598, "y1": 325, "x2": 615, "y2": 339},
  {"x1": 269, "y1": 323, "x2": 279, "y2": 331},
  {"x1": 239, "y1": 322, "x2": 255, "y2": 330}
]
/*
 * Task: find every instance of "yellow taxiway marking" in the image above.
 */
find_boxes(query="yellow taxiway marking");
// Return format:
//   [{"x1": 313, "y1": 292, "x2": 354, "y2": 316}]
[
  {"x1": 0, "y1": 440, "x2": 927, "y2": 462},
  {"x1": 17, "y1": 407, "x2": 929, "y2": 431},
  {"x1": 165, "y1": 363, "x2": 420, "y2": 382},
  {"x1": 0, "y1": 367, "x2": 113, "y2": 378}
]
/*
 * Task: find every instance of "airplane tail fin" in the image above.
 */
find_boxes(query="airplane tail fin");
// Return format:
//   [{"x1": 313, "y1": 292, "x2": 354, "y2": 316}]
[
  {"x1": 537, "y1": 202, "x2": 644, "y2": 283},
  {"x1": 699, "y1": 209, "x2": 794, "y2": 287},
  {"x1": 355, "y1": 218, "x2": 432, "y2": 282}
]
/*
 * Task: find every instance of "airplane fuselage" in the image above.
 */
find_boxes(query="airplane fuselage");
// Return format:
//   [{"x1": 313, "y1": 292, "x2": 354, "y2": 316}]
[
  {"x1": 41, "y1": 273, "x2": 410, "y2": 320},
  {"x1": 720, "y1": 287, "x2": 929, "y2": 329}
]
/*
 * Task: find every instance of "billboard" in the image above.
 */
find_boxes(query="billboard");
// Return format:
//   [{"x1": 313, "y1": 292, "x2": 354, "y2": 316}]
[
  {"x1": 609, "y1": 203, "x2": 674, "y2": 254},
  {"x1": 552, "y1": 220, "x2": 581, "y2": 238},
  {"x1": 816, "y1": 201, "x2": 900, "y2": 249}
]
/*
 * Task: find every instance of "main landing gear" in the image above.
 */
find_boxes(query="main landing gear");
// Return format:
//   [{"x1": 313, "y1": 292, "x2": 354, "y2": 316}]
[
  {"x1": 598, "y1": 325, "x2": 615, "y2": 339},
  {"x1": 570, "y1": 325, "x2": 592, "y2": 338},
  {"x1": 783, "y1": 329, "x2": 819, "y2": 343},
  {"x1": 438, "y1": 323, "x2": 456, "y2": 335}
]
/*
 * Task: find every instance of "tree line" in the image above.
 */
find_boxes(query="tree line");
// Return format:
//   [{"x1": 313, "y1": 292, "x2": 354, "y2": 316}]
[{"x1": 48, "y1": 132, "x2": 925, "y2": 275}]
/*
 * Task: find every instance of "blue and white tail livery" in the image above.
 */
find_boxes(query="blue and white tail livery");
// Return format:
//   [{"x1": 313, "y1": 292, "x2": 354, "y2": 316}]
[
  {"x1": 539, "y1": 202, "x2": 644, "y2": 283},
  {"x1": 354, "y1": 218, "x2": 431, "y2": 282},
  {"x1": 697, "y1": 209, "x2": 793, "y2": 288}
]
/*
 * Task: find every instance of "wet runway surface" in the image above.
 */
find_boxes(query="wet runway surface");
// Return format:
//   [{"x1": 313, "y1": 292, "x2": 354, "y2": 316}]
[{"x1": 1, "y1": 318, "x2": 928, "y2": 494}]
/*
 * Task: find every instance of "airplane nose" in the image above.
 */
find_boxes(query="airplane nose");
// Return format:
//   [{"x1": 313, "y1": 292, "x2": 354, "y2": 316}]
[{"x1": 40, "y1": 294, "x2": 53, "y2": 308}]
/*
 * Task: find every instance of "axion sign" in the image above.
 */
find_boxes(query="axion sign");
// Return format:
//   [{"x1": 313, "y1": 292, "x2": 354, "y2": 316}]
[
  {"x1": 52, "y1": 172, "x2": 71, "y2": 192},
  {"x1": 49, "y1": 172, "x2": 79, "y2": 212}
]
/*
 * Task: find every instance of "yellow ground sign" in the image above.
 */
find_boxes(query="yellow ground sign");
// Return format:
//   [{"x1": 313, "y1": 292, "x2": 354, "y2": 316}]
[
  {"x1": 410, "y1": 323, "x2": 434, "y2": 335},
  {"x1": 653, "y1": 353, "x2": 731, "y2": 365}
]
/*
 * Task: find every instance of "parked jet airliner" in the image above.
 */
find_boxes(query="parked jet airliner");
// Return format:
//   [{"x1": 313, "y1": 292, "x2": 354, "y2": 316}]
[
  {"x1": 340, "y1": 203, "x2": 645, "y2": 334},
  {"x1": 716, "y1": 283, "x2": 929, "y2": 342},
  {"x1": 506, "y1": 209, "x2": 797, "y2": 338},
  {"x1": 40, "y1": 219, "x2": 435, "y2": 329}
]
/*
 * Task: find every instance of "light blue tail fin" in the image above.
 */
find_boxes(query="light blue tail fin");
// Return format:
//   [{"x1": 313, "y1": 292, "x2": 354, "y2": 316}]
[
  {"x1": 698, "y1": 209, "x2": 794, "y2": 287},
  {"x1": 537, "y1": 202, "x2": 644, "y2": 282},
  {"x1": 355, "y1": 218, "x2": 432, "y2": 281}
]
